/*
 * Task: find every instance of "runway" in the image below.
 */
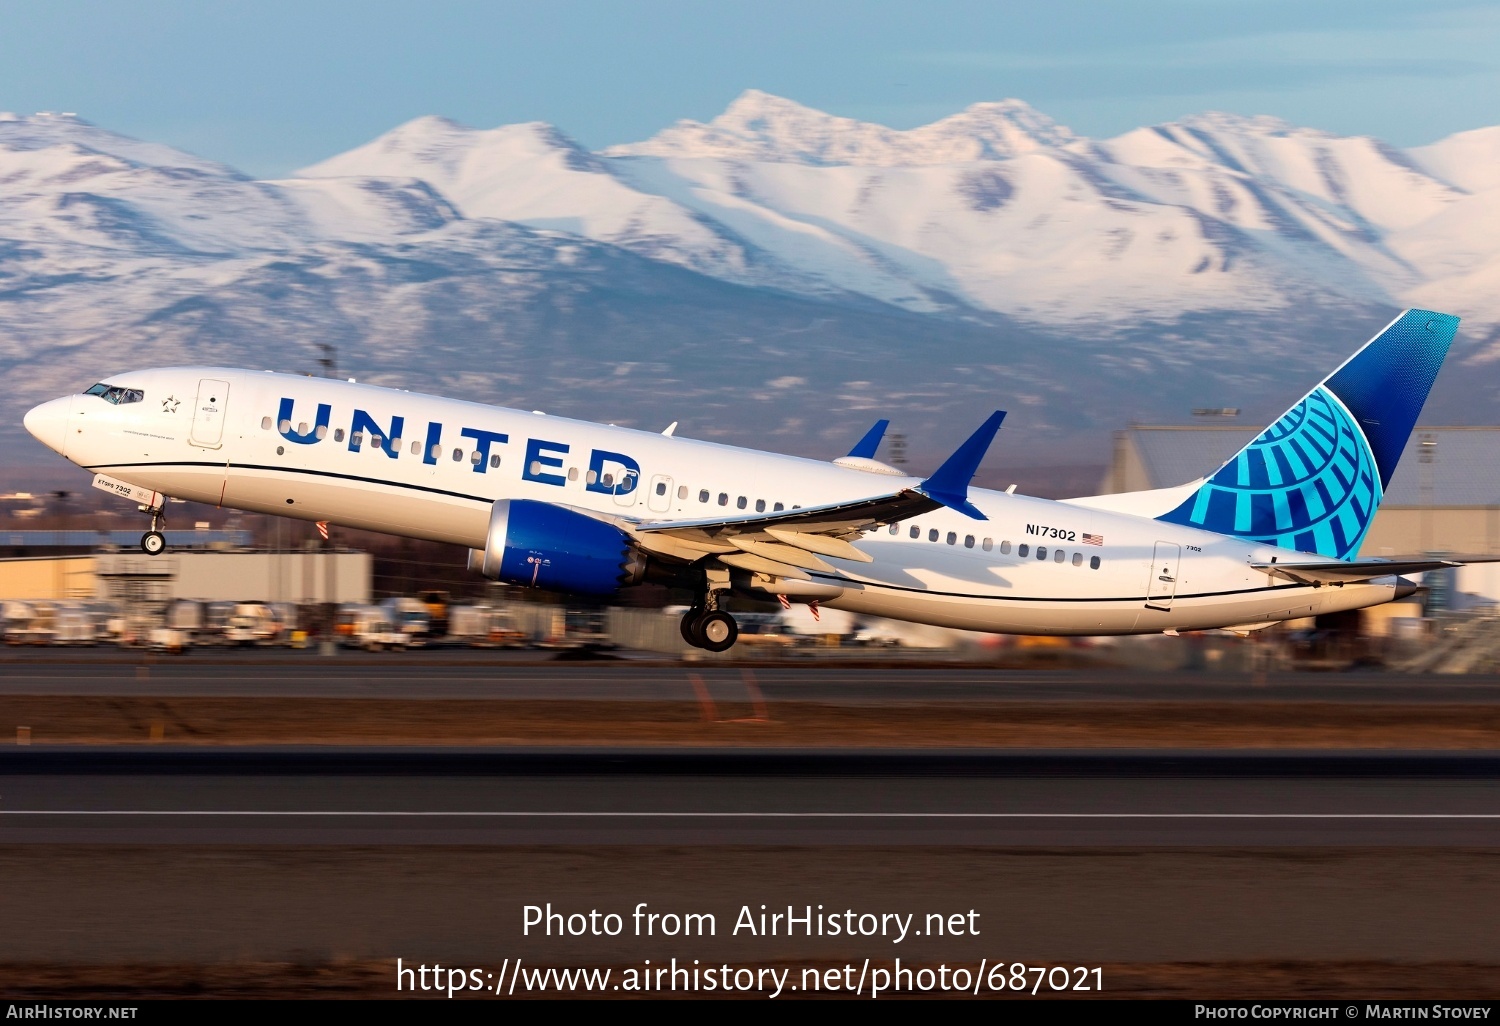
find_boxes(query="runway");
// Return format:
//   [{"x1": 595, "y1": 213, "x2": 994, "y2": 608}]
[
  {"x1": 5, "y1": 657, "x2": 1500, "y2": 704},
  {"x1": 3, "y1": 748, "x2": 1497, "y2": 845}
]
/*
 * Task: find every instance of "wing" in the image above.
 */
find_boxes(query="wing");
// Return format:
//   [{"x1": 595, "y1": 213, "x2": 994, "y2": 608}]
[{"x1": 620, "y1": 412, "x2": 1005, "y2": 580}]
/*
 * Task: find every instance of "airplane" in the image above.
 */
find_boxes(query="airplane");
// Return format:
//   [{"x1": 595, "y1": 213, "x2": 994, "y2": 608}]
[{"x1": 21, "y1": 308, "x2": 1478, "y2": 652}]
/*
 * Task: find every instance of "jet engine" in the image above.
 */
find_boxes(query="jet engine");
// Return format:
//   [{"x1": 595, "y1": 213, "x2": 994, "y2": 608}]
[{"x1": 470, "y1": 499, "x2": 645, "y2": 595}]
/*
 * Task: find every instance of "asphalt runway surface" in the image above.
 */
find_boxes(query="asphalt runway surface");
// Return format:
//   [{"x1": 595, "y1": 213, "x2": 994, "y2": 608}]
[
  {"x1": 5, "y1": 657, "x2": 1500, "y2": 704},
  {"x1": 2, "y1": 748, "x2": 1497, "y2": 845}
]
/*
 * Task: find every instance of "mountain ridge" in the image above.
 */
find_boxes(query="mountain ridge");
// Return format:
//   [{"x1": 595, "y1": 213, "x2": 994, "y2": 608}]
[{"x1": 2, "y1": 97, "x2": 1498, "y2": 468}]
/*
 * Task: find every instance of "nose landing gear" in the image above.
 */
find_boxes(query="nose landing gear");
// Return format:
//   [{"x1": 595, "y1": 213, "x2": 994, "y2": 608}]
[{"x1": 139, "y1": 504, "x2": 167, "y2": 556}]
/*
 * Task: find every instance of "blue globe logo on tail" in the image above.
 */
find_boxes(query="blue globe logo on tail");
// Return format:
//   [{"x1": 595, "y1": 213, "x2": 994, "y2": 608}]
[
  {"x1": 1159, "y1": 387, "x2": 1379, "y2": 558},
  {"x1": 1157, "y1": 310, "x2": 1459, "y2": 560}
]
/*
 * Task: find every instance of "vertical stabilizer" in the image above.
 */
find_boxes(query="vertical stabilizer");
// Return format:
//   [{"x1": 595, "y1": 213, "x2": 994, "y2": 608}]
[{"x1": 1156, "y1": 309, "x2": 1459, "y2": 559}]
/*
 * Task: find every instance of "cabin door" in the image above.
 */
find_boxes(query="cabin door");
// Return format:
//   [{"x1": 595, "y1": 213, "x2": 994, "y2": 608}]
[
  {"x1": 1145, "y1": 541, "x2": 1181, "y2": 611},
  {"x1": 190, "y1": 378, "x2": 230, "y2": 449}
]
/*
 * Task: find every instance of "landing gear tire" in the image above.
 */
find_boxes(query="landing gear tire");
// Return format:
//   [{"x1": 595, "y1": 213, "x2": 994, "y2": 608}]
[
  {"x1": 698, "y1": 611, "x2": 738, "y2": 653},
  {"x1": 140, "y1": 531, "x2": 166, "y2": 556},
  {"x1": 680, "y1": 608, "x2": 706, "y2": 647}
]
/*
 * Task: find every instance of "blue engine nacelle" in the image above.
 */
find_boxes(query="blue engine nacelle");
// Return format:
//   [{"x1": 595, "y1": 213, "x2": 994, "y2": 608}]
[{"x1": 472, "y1": 499, "x2": 644, "y2": 595}]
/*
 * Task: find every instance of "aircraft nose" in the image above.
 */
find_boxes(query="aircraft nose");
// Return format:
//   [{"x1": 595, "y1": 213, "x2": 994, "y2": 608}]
[{"x1": 23, "y1": 396, "x2": 72, "y2": 457}]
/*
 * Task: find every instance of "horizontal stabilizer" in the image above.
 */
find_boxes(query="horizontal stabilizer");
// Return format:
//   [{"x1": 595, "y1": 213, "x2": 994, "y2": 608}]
[
  {"x1": 1251, "y1": 557, "x2": 1500, "y2": 585},
  {"x1": 917, "y1": 411, "x2": 1006, "y2": 520}
]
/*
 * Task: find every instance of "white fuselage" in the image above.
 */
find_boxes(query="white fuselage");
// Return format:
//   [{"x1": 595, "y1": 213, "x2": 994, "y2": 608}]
[{"x1": 34, "y1": 367, "x2": 1406, "y2": 634}]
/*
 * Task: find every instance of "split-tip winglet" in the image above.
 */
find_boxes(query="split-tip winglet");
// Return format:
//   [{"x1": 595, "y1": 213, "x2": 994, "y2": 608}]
[{"x1": 916, "y1": 411, "x2": 1005, "y2": 520}]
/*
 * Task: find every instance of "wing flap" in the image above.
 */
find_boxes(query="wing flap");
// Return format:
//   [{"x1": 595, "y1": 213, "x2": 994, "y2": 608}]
[
  {"x1": 728, "y1": 537, "x2": 836, "y2": 573},
  {"x1": 717, "y1": 551, "x2": 813, "y2": 581},
  {"x1": 764, "y1": 527, "x2": 874, "y2": 563}
]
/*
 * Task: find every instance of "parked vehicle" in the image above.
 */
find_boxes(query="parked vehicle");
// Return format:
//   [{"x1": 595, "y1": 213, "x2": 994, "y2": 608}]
[
  {"x1": 53, "y1": 602, "x2": 98, "y2": 645},
  {"x1": 380, "y1": 597, "x2": 431, "y2": 647},
  {"x1": 355, "y1": 616, "x2": 407, "y2": 651},
  {"x1": 446, "y1": 604, "x2": 526, "y2": 647},
  {"x1": 223, "y1": 602, "x2": 282, "y2": 646}
]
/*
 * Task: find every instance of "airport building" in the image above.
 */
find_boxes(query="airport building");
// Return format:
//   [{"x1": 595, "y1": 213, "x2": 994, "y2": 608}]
[
  {"x1": 1101, "y1": 425, "x2": 1500, "y2": 609},
  {"x1": 0, "y1": 531, "x2": 370, "y2": 604}
]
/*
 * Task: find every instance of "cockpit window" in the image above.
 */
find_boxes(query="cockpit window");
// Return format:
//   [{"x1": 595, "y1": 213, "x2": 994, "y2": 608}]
[{"x1": 83, "y1": 383, "x2": 144, "y2": 405}]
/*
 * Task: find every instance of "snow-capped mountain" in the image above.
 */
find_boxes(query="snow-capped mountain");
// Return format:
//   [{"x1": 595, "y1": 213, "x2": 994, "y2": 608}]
[
  {"x1": 3, "y1": 96, "x2": 1499, "y2": 470},
  {"x1": 602, "y1": 89, "x2": 1077, "y2": 165},
  {"x1": 291, "y1": 91, "x2": 1500, "y2": 335}
]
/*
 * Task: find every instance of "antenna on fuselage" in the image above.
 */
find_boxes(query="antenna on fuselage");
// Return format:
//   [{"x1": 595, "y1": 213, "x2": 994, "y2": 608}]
[{"x1": 317, "y1": 343, "x2": 338, "y2": 379}]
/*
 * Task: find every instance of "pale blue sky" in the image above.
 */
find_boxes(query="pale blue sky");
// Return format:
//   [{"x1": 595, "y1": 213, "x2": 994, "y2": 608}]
[{"x1": 2, "y1": 0, "x2": 1497, "y2": 176}]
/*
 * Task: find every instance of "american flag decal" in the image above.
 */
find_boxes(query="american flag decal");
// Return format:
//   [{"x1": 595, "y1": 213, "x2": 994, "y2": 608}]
[
  {"x1": 1081, "y1": 533, "x2": 1103, "y2": 546},
  {"x1": 776, "y1": 594, "x2": 791, "y2": 610}
]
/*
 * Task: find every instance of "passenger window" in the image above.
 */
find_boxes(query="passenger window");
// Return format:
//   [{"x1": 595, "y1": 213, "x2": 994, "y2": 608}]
[
  {"x1": 737, "y1": 496, "x2": 747, "y2": 510},
  {"x1": 299, "y1": 422, "x2": 309, "y2": 436},
  {"x1": 370, "y1": 436, "x2": 383, "y2": 449},
  {"x1": 261, "y1": 417, "x2": 272, "y2": 430},
  {"x1": 1018, "y1": 544, "x2": 1028, "y2": 557},
  {"x1": 655, "y1": 481, "x2": 666, "y2": 495},
  {"x1": 889, "y1": 524, "x2": 899, "y2": 535},
  {"x1": 982, "y1": 538, "x2": 992, "y2": 551},
  {"x1": 1090, "y1": 556, "x2": 1101, "y2": 570},
  {"x1": 1036, "y1": 546, "x2": 1047, "y2": 560},
  {"x1": 317, "y1": 425, "x2": 328, "y2": 440},
  {"x1": 774, "y1": 503, "x2": 784, "y2": 511},
  {"x1": 490, "y1": 454, "x2": 501, "y2": 469},
  {"x1": 1072, "y1": 552, "x2": 1083, "y2": 566},
  {"x1": 335, "y1": 429, "x2": 345, "y2": 443},
  {"x1": 1054, "y1": 549, "x2": 1066, "y2": 563},
  {"x1": 928, "y1": 529, "x2": 938, "y2": 542},
  {"x1": 678, "y1": 485, "x2": 688, "y2": 500},
  {"x1": 1001, "y1": 541, "x2": 1012, "y2": 555},
  {"x1": 351, "y1": 433, "x2": 364, "y2": 447},
  {"x1": 964, "y1": 535, "x2": 975, "y2": 548},
  {"x1": 569, "y1": 467, "x2": 579, "y2": 481},
  {"x1": 454, "y1": 449, "x2": 465, "y2": 462},
  {"x1": 946, "y1": 532, "x2": 956, "y2": 545},
  {"x1": 429, "y1": 443, "x2": 440, "y2": 459},
  {"x1": 910, "y1": 526, "x2": 920, "y2": 539},
  {"x1": 718, "y1": 493, "x2": 728, "y2": 506},
  {"x1": 279, "y1": 419, "x2": 292, "y2": 433},
  {"x1": 755, "y1": 499, "x2": 766, "y2": 512},
  {"x1": 391, "y1": 436, "x2": 402, "y2": 450},
  {"x1": 471, "y1": 451, "x2": 482, "y2": 465},
  {"x1": 410, "y1": 440, "x2": 420, "y2": 455},
  {"x1": 699, "y1": 490, "x2": 709, "y2": 503},
  {"x1": 602, "y1": 473, "x2": 614, "y2": 487}
]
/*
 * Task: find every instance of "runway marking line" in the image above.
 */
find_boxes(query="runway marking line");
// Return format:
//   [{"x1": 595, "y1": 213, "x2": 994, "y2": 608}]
[{"x1": 1, "y1": 811, "x2": 1498, "y2": 819}]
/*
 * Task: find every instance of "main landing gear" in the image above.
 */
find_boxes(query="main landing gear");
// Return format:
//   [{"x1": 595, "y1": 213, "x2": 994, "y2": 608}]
[
  {"x1": 139, "y1": 503, "x2": 167, "y2": 556},
  {"x1": 680, "y1": 587, "x2": 739, "y2": 653}
]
